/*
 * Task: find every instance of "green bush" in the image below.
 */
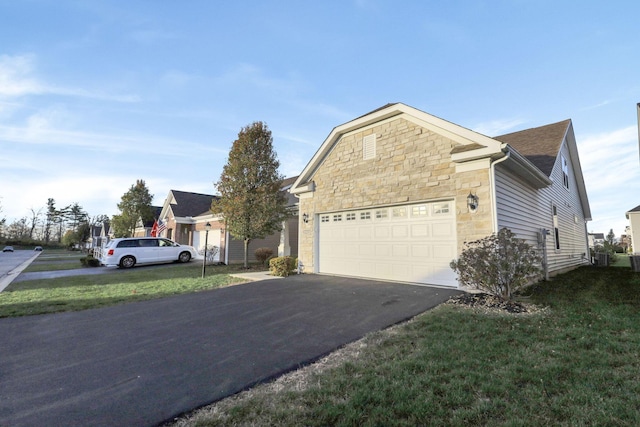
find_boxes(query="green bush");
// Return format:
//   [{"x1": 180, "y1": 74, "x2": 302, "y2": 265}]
[
  {"x1": 450, "y1": 227, "x2": 541, "y2": 300},
  {"x1": 269, "y1": 256, "x2": 297, "y2": 277},
  {"x1": 254, "y1": 247, "x2": 274, "y2": 265}
]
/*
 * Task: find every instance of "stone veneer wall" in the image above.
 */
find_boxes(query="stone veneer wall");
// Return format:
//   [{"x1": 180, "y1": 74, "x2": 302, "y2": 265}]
[{"x1": 297, "y1": 117, "x2": 494, "y2": 273}]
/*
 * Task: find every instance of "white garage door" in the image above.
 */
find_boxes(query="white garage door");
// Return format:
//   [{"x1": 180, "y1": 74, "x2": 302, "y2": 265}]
[
  {"x1": 318, "y1": 201, "x2": 457, "y2": 287},
  {"x1": 194, "y1": 229, "x2": 221, "y2": 262}
]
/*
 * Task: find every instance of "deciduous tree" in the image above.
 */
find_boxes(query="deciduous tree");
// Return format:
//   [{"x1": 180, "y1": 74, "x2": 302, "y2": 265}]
[
  {"x1": 212, "y1": 121, "x2": 289, "y2": 268},
  {"x1": 112, "y1": 180, "x2": 154, "y2": 238}
]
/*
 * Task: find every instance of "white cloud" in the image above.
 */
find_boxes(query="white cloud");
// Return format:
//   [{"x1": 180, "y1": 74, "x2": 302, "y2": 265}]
[
  {"x1": 0, "y1": 53, "x2": 139, "y2": 102},
  {"x1": 472, "y1": 118, "x2": 527, "y2": 137},
  {"x1": 578, "y1": 125, "x2": 640, "y2": 235}
]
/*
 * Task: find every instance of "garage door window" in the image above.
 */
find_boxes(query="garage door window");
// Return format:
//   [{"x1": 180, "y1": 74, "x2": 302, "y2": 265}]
[
  {"x1": 360, "y1": 211, "x2": 371, "y2": 220},
  {"x1": 321, "y1": 215, "x2": 330, "y2": 222},
  {"x1": 392, "y1": 207, "x2": 407, "y2": 218},
  {"x1": 333, "y1": 214, "x2": 342, "y2": 222},
  {"x1": 346, "y1": 213, "x2": 356, "y2": 221},
  {"x1": 412, "y1": 205, "x2": 428, "y2": 216},
  {"x1": 375, "y1": 209, "x2": 388, "y2": 219},
  {"x1": 433, "y1": 203, "x2": 450, "y2": 215}
]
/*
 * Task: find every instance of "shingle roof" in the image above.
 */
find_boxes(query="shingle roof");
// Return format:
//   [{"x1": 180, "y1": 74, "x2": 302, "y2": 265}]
[
  {"x1": 494, "y1": 119, "x2": 571, "y2": 177},
  {"x1": 170, "y1": 190, "x2": 217, "y2": 217},
  {"x1": 628, "y1": 205, "x2": 640, "y2": 213}
]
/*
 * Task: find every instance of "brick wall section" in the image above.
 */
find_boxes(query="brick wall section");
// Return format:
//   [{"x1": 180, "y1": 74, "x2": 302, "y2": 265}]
[{"x1": 298, "y1": 117, "x2": 494, "y2": 272}]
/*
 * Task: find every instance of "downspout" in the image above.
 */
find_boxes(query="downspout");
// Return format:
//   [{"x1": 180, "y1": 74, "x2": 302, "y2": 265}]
[{"x1": 489, "y1": 148, "x2": 511, "y2": 233}]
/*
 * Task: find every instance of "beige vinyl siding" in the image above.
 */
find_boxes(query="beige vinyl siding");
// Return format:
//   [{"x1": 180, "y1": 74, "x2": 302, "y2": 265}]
[{"x1": 495, "y1": 141, "x2": 589, "y2": 274}]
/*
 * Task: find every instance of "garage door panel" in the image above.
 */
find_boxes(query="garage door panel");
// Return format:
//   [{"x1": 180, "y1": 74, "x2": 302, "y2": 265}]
[
  {"x1": 392, "y1": 244, "x2": 409, "y2": 257},
  {"x1": 374, "y1": 227, "x2": 390, "y2": 239},
  {"x1": 375, "y1": 244, "x2": 390, "y2": 257},
  {"x1": 358, "y1": 227, "x2": 373, "y2": 239},
  {"x1": 411, "y1": 244, "x2": 430, "y2": 258},
  {"x1": 319, "y1": 201, "x2": 457, "y2": 287},
  {"x1": 345, "y1": 227, "x2": 359, "y2": 239},
  {"x1": 392, "y1": 225, "x2": 408, "y2": 238},
  {"x1": 411, "y1": 224, "x2": 429, "y2": 237},
  {"x1": 359, "y1": 244, "x2": 374, "y2": 257},
  {"x1": 432, "y1": 222, "x2": 454, "y2": 237},
  {"x1": 433, "y1": 245, "x2": 455, "y2": 259}
]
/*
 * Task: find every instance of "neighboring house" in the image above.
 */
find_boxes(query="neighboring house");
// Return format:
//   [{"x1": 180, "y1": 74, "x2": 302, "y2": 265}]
[
  {"x1": 158, "y1": 179, "x2": 299, "y2": 264},
  {"x1": 587, "y1": 233, "x2": 605, "y2": 249},
  {"x1": 133, "y1": 206, "x2": 162, "y2": 237},
  {"x1": 290, "y1": 103, "x2": 591, "y2": 288},
  {"x1": 625, "y1": 205, "x2": 640, "y2": 254},
  {"x1": 86, "y1": 220, "x2": 110, "y2": 251},
  {"x1": 620, "y1": 233, "x2": 631, "y2": 253}
]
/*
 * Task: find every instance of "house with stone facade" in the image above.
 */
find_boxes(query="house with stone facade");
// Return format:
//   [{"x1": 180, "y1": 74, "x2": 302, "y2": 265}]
[
  {"x1": 157, "y1": 178, "x2": 299, "y2": 264},
  {"x1": 290, "y1": 103, "x2": 591, "y2": 288}
]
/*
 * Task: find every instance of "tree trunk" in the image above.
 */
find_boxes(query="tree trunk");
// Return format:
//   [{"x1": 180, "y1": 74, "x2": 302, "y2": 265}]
[{"x1": 243, "y1": 238, "x2": 249, "y2": 269}]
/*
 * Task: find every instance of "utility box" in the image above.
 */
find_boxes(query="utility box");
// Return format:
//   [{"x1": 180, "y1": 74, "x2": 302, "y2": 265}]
[{"x1": 595, "y1": 252, "x2": 610, "y2": 267}]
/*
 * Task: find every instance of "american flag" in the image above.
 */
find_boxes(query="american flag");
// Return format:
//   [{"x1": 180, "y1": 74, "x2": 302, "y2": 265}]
[{"x1": 157, "y1": 219, "x2": 167, "y2": 234}]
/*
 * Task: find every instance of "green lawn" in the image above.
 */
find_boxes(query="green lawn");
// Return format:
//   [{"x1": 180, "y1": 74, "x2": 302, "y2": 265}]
[
  {"x1": 24, "y1": 249, "x2": 86, "y2": 272},
  {"x1": 1, "y1": 262, "x2": 254, "y2": 317},
  {"x1": 174, "y1": 266, "x2": 640, "y2": 426}
]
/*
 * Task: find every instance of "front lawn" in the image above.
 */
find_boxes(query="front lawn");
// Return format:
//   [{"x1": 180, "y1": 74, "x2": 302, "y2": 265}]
[
  {"x1": 172, "y1": 267, "x2": 640, "y2": 426},
  {"x1": 0, "y1": 263, "x2": 254, "y2": 317}
]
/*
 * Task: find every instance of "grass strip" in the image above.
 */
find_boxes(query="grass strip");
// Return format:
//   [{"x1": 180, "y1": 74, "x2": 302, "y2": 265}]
[
  {"x1": 172, "y1": 267, "x2": 640, "y2": 426},
  {"x1": 1, "y1": 263, "x2": 250, "y2": 317}
]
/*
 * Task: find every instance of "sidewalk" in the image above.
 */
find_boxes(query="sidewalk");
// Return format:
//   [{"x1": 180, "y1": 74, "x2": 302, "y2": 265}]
[
  {"x1": 0, "y1": 252, "x2": 40, "y2": 292},
  {"x1": 230, "y1": 270, "x2": 280, "y2": 281}
]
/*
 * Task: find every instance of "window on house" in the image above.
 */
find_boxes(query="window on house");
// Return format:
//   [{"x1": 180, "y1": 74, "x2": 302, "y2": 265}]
[
  {"x1": 346, "y1": 213, "x2": 356, "y2": 221},
  {"x1": 553, "y1": 204, "x2": 560, "y2": 250},
  {"x1": 561, "y1": 155, "x2": 569, "y2": 189},
  {"x1": 363, "y1": 134, "x2": 376, "y2": 160}
]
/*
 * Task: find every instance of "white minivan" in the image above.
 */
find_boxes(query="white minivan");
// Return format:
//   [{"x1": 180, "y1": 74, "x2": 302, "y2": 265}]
[{"x1": 101, "y1": 237, "x2": 198, "y2": 268}]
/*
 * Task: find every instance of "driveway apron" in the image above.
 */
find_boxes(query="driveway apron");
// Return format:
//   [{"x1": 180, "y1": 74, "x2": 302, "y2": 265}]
[{"x1": 0, "y1": 274, "x2": 460, "y2": 427}]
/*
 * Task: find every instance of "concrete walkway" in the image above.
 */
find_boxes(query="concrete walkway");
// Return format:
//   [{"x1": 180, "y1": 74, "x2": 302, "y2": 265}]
[{"x1": 0, "y1": 274, "x2": 460, "y2": 427}]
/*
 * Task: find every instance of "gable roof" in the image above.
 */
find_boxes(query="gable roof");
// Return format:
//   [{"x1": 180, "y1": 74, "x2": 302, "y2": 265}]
[
  {"x1": 168, "y1": 190, "x2": 217, "y2": 218},
  {"x1": 291, "y1": 103, "x2": 503, "y2": 194},
  {"x1": 626, "y1": 205, "x2": 640, "y2": 219},
  {"x1": 494, "y1": 119, "x2": 571, "y2": 177}
]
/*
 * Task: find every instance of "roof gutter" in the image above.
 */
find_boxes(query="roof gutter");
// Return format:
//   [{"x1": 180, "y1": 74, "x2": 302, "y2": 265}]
[{"x1": 489, "y1": 150, "x2": 511, "y2": 233}]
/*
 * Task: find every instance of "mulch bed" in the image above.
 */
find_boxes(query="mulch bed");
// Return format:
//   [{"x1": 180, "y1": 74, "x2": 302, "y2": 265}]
[{"x1": 446, "y1": 292, "x2": 547, "y2": 315}]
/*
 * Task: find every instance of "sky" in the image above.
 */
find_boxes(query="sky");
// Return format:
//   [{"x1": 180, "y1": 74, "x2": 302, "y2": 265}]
[{"x1": 0, "y1": 0, "x2": 638, "y2": 237}]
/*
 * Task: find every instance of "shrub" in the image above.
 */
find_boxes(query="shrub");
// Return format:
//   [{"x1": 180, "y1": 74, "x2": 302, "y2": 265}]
[
  {"x1": 80, "y1": 256, "x2": 101, "y2": 267},
  {"x1": 254, "y1": 247, "x2": 274, "y2": 265},
  {"x1": 450, "y1": 227, "x2": 541, "y2": 300},
  {"x1": 269, "y1": 256, "x2": 297, "y2": 277}
]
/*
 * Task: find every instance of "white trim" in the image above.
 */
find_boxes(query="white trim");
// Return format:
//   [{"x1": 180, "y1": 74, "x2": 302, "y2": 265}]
[
  {"x1": 291, "y1": 103, "x2": 503, "y2": 195},
  {"x1": 455, "y1": 158, "x2": 491, "y2": 173}
]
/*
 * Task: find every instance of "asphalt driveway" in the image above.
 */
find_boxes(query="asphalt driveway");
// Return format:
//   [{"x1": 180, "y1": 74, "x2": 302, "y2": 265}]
[{"x1": 0, "y1": 274, "x2": 460, "y2": 427}]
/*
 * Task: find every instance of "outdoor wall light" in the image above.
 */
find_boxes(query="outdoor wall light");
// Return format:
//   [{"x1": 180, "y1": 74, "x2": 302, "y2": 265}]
[
  {"x1": 467, "y1": 192, "x2": 479, "y2": 212},
  {"x1": 302, "y1": 213, "x2": 309, "y2": 223}
]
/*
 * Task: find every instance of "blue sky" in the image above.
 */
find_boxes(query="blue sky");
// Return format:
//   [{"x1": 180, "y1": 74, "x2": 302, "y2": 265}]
[{"x1": 1, "y1": 0, "x2": 638, "y2": 236}]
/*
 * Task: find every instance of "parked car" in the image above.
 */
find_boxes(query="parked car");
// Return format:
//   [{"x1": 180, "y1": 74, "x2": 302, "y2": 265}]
[
  {"x1": 34, "y1": 246, "x2": 43, "y2": 251},
  {"x1": 2, "y1": 246, "x2": 14, "y2": 252},
  {"x1": 101, "y1": 237, "x2": 197, "y2": 268}
]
